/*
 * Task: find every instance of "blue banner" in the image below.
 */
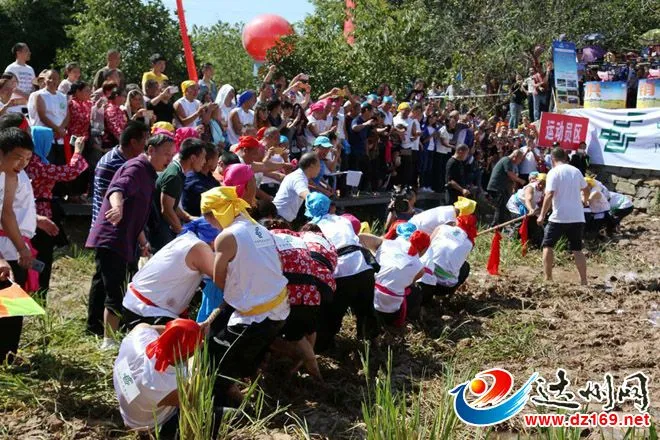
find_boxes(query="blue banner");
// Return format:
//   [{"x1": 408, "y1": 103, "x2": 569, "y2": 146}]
[{"x1": 552, "y1": 41, "x2": 580, "y2": 110}]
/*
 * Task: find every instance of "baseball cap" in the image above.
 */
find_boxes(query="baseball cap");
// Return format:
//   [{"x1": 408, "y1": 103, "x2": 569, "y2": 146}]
[
  {"x1": 313, "y1": 136, "x2": 333, "y2": 149},
  {"x1": 397, "y1": 102, "x2": 411, "y2": 112}
]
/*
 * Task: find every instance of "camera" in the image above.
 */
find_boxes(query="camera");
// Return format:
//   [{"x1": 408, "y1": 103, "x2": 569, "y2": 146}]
[{"x1": 390, "y1": 185, "x2": 414, "y2": 214}]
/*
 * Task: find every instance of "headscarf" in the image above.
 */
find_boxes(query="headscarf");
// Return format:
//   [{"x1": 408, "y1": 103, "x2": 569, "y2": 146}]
[
  {"x1": 585, "y1": 176, "x2": 595, "y2": 187},
  {"x1": 200, "y1": 186, "x2": 255, "y2": 229},
  {"x1": 152, "y1": 121, "x2": 175, "y2": 136},
  {"x1": 309, "y1": 101, "x2": 326, "y2": 113},
  {"x1": 397, "y1": 102, "x2": 411, "y2": 112},
  {"x1": 223, "y1": 164, "x2": 254, "y2": 197},
  {"x1": 256, "y1": 126, "x2": 267, "y2": 141},
  {"x1": 181, "y1": 80, "x2": 196, "y2": 95},
  {"x1": 536, "y1": 173, "x2": 547, "y2": 182},
  {"x1": 341, "y1": 213, "x2": 361, "y2": 234},
  {"x1": 237, "y1": 90, "x2": 255, "y2": 107},
  {"x1": 396, "y1": 222, "x2": 417, "y2": 240},
  {"x1": 145, "y1": 319, "x2": 203, "y2": 372},
  {"x1": 216, "y1": 84, "x2": 235, "y2": 108},
  {"x1": 407, "y1": 230, "x2": 430, "y2": 256},
  {"x1": 305, "y1": 192, "x2": 331, "y2": 223},
  {"x1": 454, "y1": 197, "x2": 476, "y2": 217},
  {"x1": 180, "y1": 217, "x2": 220, "y2": 244},
  {"x1": 232, "y1": 135, "x2": 260, "y2": 152},
  {"x1": 175, "y1": 127, "x2": 200, "y2": 152},
  {"x1": 30, "y1": 126, "x2": 54, "y2": 164},
  {"x1": 279, "y1": 135, "x2": 289, "y2": 144}
]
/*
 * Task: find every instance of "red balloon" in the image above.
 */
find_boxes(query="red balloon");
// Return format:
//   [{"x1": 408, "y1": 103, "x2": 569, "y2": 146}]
[{"x1": 242, "y1": 14, "x2": 293, "y2": 62}]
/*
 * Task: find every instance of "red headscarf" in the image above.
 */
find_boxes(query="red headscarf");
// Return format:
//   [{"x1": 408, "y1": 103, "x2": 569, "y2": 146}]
[
  {"x1": 408, "y1": 230, "x2": 430, "y2": 256},
  {"x1": 145, "y1": 319, "x2": 203, "y2": 372},
  {"x1": 232, "y1": 135, "x2": 260, "y2": 152},
  {"x1": 256, "y1": 126, "x2": 267, "y2": 141}
]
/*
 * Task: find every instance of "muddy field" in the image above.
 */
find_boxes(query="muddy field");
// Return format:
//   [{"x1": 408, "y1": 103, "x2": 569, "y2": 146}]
[{"x1": 1, "y1": 214, "x2": 658, "y2": 439}]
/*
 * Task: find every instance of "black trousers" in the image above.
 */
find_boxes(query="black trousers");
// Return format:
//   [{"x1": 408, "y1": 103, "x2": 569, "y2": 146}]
[
  {"x1": 348, "y1": 153, "x2": 371, "y2": 190},
  {"x1": 86, "y1": 248, "x2": 130, "y2": 336},
  {"x1": 432, "y1": 153, "x2": 450, "y2": 192},
  {"x1": 30, "y1": 228, "x2": 56, "y2": 299},
  {"x1": 407, "y1": 261, "x2": 471, "y2": 320},
  {"x1": 0, "y1": 263, "x2": 28, "y2": 363},
  {"x1": 488, "y1": 190, "x2": 510, "y2": 227},
  {"x1": 122, "y1": 308, "x2": 176, "y2": 332},
  {"x1": 316, "y1": 269, "x2": 376, "y2": 352}
]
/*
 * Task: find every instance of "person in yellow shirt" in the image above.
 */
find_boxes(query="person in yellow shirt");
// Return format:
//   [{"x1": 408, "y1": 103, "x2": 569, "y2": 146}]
[{"x1": 141, "y1": 54, "x2": 168, "y2": 93}]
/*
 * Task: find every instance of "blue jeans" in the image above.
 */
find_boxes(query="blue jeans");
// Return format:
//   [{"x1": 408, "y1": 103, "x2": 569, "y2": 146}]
[
  {"x1": 509, "y1": 102, "x2": 522, "y2": 128},
  {"x1": 533, "y1": 94, "x2": 541, "y2": 121}
]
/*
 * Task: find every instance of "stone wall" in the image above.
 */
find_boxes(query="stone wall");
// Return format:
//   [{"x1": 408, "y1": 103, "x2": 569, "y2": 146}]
[{"x1": 590, "y1": 165, "x2": 660, "y2": 211}]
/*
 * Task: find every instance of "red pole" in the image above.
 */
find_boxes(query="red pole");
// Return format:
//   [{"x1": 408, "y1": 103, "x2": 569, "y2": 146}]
[
  {"x1": 344, "y1": 0, "x2": 355, "y2": 46},
  {"x1": 175, "y1": 0, "x2": 198, "y2": 81}
]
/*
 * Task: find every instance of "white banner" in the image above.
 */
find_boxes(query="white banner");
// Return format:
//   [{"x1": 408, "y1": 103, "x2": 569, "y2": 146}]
[{"x1": 565, "y1": 108, "x2": 660, "y2": 171}]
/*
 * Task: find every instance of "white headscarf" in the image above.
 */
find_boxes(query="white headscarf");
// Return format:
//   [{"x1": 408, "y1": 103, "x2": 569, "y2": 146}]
[{"x1": 215, "y1": 84, "x2": 236, "y2": 123}]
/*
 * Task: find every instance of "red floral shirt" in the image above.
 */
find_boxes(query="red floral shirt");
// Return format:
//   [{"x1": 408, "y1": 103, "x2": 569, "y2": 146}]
[
  {"x1": 104, "y1": 102, "x2": 127, "y2": 145},
  {"x1": 272, "y1": 230, "x2": 337, "y2": 306},
  {"x1": 68, "y1": 98, "x2": 92, "y2": 138},
  {"x1": 25, "y1": 153, "x2": 89, "y2": 218}
]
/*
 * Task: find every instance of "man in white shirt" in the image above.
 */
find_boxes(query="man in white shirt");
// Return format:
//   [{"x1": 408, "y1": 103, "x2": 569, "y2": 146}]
[
  {"x1": 3, "y1": 43, "x2": 35, "y2": 113},
  {"x1": 272, "y1": 152, "x2": 321, "y2": 223},
  {"x1": 518, "y1": 135, "x2": 541, "y2": 181},
  {"x1": 537, "y1": 148, "x2": 590, "y2": 285}
]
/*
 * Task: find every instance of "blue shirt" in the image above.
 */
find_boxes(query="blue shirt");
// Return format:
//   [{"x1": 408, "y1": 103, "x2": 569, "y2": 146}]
[
  {"x1": 348, "y1": 116, "x2": 370, "y2": 155},
  {"x1": 181, "y1": 171, "x2": 219, "y2": 217},
  {"x1": 91, "y1": 146, "x2": 127, "y2": 227}
]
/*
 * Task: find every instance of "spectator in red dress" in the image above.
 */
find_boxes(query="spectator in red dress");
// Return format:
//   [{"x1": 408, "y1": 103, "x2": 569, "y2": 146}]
[
  {"x1": 26, "y1": 126, "x2": 88, "y2": 295},
  {"x1": 103, "y1": 87, "x2": 127, "y2": 149}
]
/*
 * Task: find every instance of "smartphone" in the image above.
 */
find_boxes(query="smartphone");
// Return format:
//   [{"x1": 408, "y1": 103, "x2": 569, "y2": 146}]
[
  {"x1": 70, "y1": 135, "x2": 78, "y2": 145},
  {"x1": 31, "y1": 259, "x2": 45, "y2": 273},
  {"x1": 168, "y1": 85, "x2": 179, "y2": 94}
]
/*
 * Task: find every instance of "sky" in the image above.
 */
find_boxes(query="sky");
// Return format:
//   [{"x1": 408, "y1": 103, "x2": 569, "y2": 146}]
[{"x1": 161, "y1": 0, "x2": 316, "y2": 27}]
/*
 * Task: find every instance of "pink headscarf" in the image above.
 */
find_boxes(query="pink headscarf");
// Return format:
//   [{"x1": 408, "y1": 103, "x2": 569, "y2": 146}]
[
  {"x1": 223, "y1": 164, "x2": 254, "y2": 197},
  {"x1": 341, "y1": 213, "x2": 361, "y2": 235},
  {"x1": 174, "y1": 127, "x2": 200, "y2": 152},
  {"x1": 152, "y1": 127, "x2": 175, "y2": 138}
]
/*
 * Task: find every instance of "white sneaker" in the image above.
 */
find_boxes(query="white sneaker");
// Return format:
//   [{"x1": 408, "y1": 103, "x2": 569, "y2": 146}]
[{"x1": 100, "y1": 338, "x2": 119, "y2": 351}]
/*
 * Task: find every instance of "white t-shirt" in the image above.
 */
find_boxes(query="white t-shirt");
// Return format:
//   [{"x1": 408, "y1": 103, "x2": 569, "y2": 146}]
[
  {"x1": 113, "y1": 326, "x2": 179, "y2": 430},
  {"x1": 0, "y1": 171, "x2": 37, "y2": 260},
  {"x1": 272, "y1": 168, "x2": 309, "y2": 222},
  {"x1": 518, "y1": 146, "x2": 540, "y2": 175},
  {"x1": 316, "y1": 214, "x2": 371, "y2": 278},
  {"x1": 546, "y1": 163, "x2": 587, "y2": 223},
  {"x1": 226, "y1": 107, "x2": 254, "y2": 145},
  {"x1": 373, "y1": 238, "x2": 423, "y2": 313},
  {"x1": 58, "y1": 78, "x2": 74, "y2": 95},
  {"x1": 608, "y1": 191, "x2": 632, "y2": 211},
  {"x1": 425, "y1": 125, "x2": 436, "y2": 152},
  {"x1": 261, "y1": 155, "x2": 284, "y2": 185},
  {"x1": 304, "y1": 113, "x2": 331, "y2": 145},
  {"x1": 394, "y1": 115, "x2": 414, "y2": 150},
  {"x1": 436, "y1": 126, "x2": 453, "y2": 154},
  {"x1": 32, "y1": 89, "x2": 68, "y2": 128},
  {"x1": 382, "y1": 110, "x2": 393, "y2": 126},
  {"x1": 174, "y1": 97, "x2": 201, "y2": 128},
  {"x1": 409, "y1": 119, "x2": 421, "y2": 151},
  {"x1": 4, "y1": 62, "x2": 35, "y2": 97}
]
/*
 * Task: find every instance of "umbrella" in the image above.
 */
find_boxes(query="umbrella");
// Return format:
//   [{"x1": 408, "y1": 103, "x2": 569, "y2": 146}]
[
  {"x1": 581, "y1": 46, "x2": 606, "y2": 63},
  {"x1": 639, "y1": 29, "x2": 660, "y2": 45}
]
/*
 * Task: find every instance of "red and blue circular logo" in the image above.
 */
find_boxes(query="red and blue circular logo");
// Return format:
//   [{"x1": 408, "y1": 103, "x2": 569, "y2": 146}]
[{"x1": 449, "y1": 368, "x2": 538, "y2": 426}]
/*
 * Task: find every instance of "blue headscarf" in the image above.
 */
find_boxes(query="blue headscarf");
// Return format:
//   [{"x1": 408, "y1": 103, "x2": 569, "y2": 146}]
[
  {"x1": 180, "y1": 217, "x2": 220, "y2": 243},
  {"x1": 305, "y1": 192, "x2": 331, "y2": 223},
  {"x1": 396, "y1": 222, "x2": 417, "y2": 240},
  {"x1": 237, "y1": 90, "x2": 255, "y2": 107},
  {"x1": 30, "y1": 126, "x2": 54, "y2": 164}
]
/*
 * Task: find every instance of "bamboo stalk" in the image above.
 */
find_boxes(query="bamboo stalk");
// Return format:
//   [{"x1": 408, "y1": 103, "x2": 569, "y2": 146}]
[{"x1": 476, "y1": 214, "x2": 528, "y2": 237}]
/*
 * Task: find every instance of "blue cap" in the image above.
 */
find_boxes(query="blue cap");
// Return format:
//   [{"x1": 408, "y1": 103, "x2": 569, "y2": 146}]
[
  {"x1": 180, "y1": 218, "x2": 220, "y2": 243},
  {"x1": 367, "y1": 93, "x2": 379, "y2": 101},
  {"x1": 237, "y1": 90, "x2": 254, "y2": 107},
  {"x1": 279, "y1": 135, "x2": 289, "y2": 144},
  {"x1": 395, "y1": 222, "x2": 417, "y2": 240},
  {"x1": 305, "y1": 192, "x2": 331, "y2": 223},
  {"x1": 313, "y1": 136, "x2": 333, "y2": 149},
  {"x1": 382, "y1": 96, "x2": 394, "y2": 104}
]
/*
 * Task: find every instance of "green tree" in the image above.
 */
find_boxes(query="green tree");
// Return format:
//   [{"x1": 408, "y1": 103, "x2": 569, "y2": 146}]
[
  {"x1": 191, "y1": 22, "x2": 255, "y2": 92},
  {"x1": 0, "y1": 0, "x2": 82, "y2": 72},
  {"x1": 56, "y1": 0, "x2": 186, "y2": 86}
]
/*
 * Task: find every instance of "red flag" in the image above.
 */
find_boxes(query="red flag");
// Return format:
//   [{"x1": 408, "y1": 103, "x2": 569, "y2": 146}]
[
  {"x1": 176, "y1": 0, "x2": 198, "y2": 81},
  {"x1": 344, "y1": 0, "x2": 356, "y2": 46},
  {"x1": 487, "y1": 229, "x2": 502, "y2": 276},
  {"x1": 519, "y1": 215, "x2": 529, "y2": 257}
]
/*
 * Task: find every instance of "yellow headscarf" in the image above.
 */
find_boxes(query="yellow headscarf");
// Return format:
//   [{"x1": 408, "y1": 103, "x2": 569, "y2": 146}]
[
  {"x1": 181, "y1": 80, "x2": 196, "y2": 95},
  {"x1": 359, "y1": 222, "x2": 371, "y2": 234},
  {"x1": 584, "y1": 176, "x2": 595, "y2": 187},
  {"x1": 536, "y1": 173, "x2": 547, "y2": 182},
  {"x1": 200, "y1": 187, "x2": 255, "y2": 229},
  {"x1": 151, "y1": 121, "x2": 175, "y2": 135},
  {"x1": 454, "y1": 196, "x2": 477, "y2": 216}
]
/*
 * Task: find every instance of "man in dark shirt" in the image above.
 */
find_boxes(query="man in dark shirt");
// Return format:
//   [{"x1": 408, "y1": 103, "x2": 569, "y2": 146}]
[
  {"x1": 348, "y1": 103, "x2": 373, "y2": 175},
  {"x1": 509, "y1": 74, "x2": 527, "y2": 128},
  {"x1": 445, "y1": 144, "x2": 471, "y2": 204},
  {"x1": 182, "y1": 143, "x2": 219, "y2": 216},
  {"x1": 144, "y1": 79, "x2": 175, "y2": 124},
  {"x1": 487, "y1": 150, "x2": 525, "y2": 227},
  {"x1": 569, "y1": 142, "x2": 589, "y2": 176},
  {"x1": 86, "y1": 134, "x2": 176, "y2": 348},
  {"x1": 151, "y1": 138, "x2": 206, "y2": 252}
]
